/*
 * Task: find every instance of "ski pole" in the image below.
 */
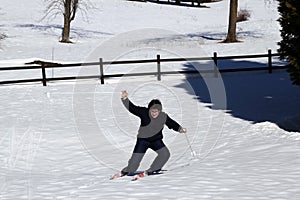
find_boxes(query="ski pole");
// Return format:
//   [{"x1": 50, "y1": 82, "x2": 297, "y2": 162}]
[{"x1": 184, "y1": 133, "x2": 197, "y2": 158}]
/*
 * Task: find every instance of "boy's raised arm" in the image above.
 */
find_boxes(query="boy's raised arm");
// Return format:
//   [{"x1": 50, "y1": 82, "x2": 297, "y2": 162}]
[{"x1": 121, "y1": 90, "x2": 144, "y2": 117}]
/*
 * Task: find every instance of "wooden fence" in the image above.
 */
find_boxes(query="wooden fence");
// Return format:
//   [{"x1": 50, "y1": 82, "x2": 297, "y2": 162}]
[{"x1": 0, "y1": 50, "x2": 288, "y2": 86}]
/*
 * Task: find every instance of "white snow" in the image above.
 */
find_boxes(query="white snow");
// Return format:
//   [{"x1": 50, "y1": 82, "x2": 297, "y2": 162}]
[{"x1": 0, "y1": 0, "x2": 300, "y2": 199}]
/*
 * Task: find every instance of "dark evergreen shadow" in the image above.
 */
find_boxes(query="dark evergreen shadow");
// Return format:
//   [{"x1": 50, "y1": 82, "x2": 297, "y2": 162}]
[{"x1": 176, "y1": 59, "x2": 300, "y2": 132}]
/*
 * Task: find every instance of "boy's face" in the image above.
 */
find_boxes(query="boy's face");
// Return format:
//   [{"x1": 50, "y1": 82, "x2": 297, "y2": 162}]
[{"x1": 150, "y1": 108, "x2": 160, "y2": 119}]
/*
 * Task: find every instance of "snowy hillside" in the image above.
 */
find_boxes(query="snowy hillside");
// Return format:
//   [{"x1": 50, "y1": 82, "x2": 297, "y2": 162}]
[
  {"x1": 1, "y1": 0, "x2": 300, "y2": 200},
  {"x1": 0, "y1": 0, "x2": 281, "y2": 62}
]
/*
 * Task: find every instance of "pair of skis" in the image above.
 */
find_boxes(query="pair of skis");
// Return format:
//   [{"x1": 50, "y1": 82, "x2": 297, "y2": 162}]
[{"x1": 110, "y1": 171, "x2": 164, "y2": 181}]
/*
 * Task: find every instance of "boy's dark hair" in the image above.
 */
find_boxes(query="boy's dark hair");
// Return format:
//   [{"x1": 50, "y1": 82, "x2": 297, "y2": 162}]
[{"x1": 148, "y1": 99, "x2": 162, "y2": 111}]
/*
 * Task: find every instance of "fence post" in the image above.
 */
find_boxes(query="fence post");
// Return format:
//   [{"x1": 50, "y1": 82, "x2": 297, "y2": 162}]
[
  {"x1": 213, "y1": 52, "x2": 218, "y2": 77},
  {"x1": 99, "y1": 58, "x2": 104, "y2": 84},
  {"x1": 268, "y1": 49, "x2": 272, "y2": 74},
  {"x1": 157, "y1": 54, "x2": 161, "y2": 81},
  {"x1": 41, "y1": 63, "x2": 47, "y2": 86}
]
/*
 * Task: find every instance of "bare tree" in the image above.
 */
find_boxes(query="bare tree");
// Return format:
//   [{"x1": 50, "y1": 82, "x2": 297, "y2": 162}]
[
  {"x1": 44, "y1": 0, "x2": 92, "y2": 43},
  {"x1": 223, "y1": 0, "x2": 239, "y2": 43}
]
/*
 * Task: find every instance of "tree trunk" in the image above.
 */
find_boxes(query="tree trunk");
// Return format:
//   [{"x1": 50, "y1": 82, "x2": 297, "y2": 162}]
[
  {"x1": 60, "y1": 0, "x2": 72, "y2": 43},
  {"x1": 223, "y1": 0, "x2": 239, "y2": 43},
  {"x1": 175, "y1": 0, "x2": 180, "y2": 5}
]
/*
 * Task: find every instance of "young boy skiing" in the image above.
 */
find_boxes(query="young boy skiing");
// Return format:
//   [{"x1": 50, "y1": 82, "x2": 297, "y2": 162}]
[{"x1": 117, "y1": 90, "x2": 187, "y2": 178}]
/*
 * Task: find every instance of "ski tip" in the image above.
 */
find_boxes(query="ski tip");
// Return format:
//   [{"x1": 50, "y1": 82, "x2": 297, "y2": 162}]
[
  {"x1": 110, "y1": 173, "x2": 121, "y2": 180},
  {"x1": 131, "y1": 173, "x2": 146, "y2": 181}
]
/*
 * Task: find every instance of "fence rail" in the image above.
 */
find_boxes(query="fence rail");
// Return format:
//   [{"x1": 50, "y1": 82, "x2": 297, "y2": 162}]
[{"x1": 0, "y1": 50, "x2": 287, "y2": 86}]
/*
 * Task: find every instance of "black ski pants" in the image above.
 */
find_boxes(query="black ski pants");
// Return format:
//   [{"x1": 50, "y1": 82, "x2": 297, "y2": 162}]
[{"x1": 122, "y1": 138, "x2": 170, "y2": 174}]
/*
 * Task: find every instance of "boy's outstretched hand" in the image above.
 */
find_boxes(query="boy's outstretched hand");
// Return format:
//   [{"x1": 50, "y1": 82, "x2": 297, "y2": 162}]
[
  {"x1": 180, "y1": 127, "x2": 187, "y2": 134},
  {"x1": 121, "y1": 90, "x2": 128, "y2": 100}
]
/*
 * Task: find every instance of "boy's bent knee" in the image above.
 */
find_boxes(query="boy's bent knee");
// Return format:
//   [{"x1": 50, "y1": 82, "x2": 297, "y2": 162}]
[{"x1": 156, "y1": 147, "x2": 170, "y2": 159}]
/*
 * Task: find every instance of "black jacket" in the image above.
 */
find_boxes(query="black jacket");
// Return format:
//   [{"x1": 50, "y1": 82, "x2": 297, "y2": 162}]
[{"x1": 122, "y1": 98, "x2": 182, "y2": 142}]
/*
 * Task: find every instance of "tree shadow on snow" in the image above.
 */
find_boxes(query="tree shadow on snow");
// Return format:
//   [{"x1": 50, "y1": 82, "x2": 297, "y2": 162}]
[
  {"x1": 176, "y1": 60, "x2": 300, "y2": 132},
  {"x1": 15, "y1": 23, "x2": 113, "y2": 39},
  {"x1": 138, "y1": 31, "x2": 264, "y2": 46}
]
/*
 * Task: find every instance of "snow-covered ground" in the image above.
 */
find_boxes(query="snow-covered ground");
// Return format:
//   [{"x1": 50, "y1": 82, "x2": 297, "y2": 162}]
[
  {"x1": 1, "y1": 0, "x2": 300, "y2": 199},
  {"x1": 0, "y1": 0, "x2": 280, "y2": 62}
]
